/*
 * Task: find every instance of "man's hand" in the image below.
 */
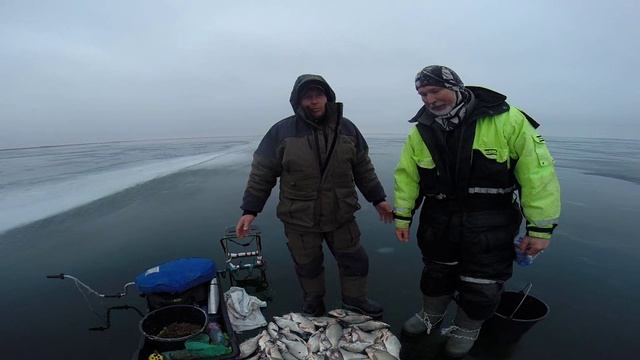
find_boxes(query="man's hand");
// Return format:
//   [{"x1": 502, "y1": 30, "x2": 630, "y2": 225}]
[
  {"x1": 375, "y1": 201, "x2": 394, "y2": 223},
  {"x1": 395, "y1": 227, "x2": 410, "y2": 243},
  {"x1": 519, "y1": 236, "x2": 549, "y2": 256},
  {"x1": 235, "y1": 214, "x2": 256, "y2": 238}
]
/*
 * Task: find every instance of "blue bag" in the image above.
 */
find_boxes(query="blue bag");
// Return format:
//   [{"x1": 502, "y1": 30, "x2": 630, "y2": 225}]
[{"x1": 135, "y1": 258, "x2": 216, "y2": 294}]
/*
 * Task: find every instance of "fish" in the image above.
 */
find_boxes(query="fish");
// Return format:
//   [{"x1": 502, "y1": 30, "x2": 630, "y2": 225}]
[
  {"x1": 263, "y1": 339, "x2": 284, "y2": 360},
  {"x1": 326, "y1": 322, "x2": 343, "y2": 348},
  {"x1": 280, "y1": 351, "x2": 298, "y2": 360},
  {"x1": 325, "y1": 349, "x2": 345, "y2": 360},
  {"x1": 274, "y1": 316, "x2": 305, "y2": 335},
  {"x1": 240, "y1": 330, "x2": 269, "y2": 359},
  {"x1": 245, "y1": 352, "x2": 265, "y2": 360},
  {"x1": 306, "y1": 328, "x2": 324, "y2": 353},
  {"x1": 319, "y1": 333, "x2": 334, "y2": 353},
  {"x1": 309, "y1": 316, "x2": 339, "y2": 327},
  {"x1": 339, "y1": 349, "x2": 369, "y2": 360},
  {"x1": 365, "y1": 348, "x2": 398, "y2": 360},
  {"x1": 338, "y1": 327, "x2": 376, "y2": 353},
  {"x1": 280, "y1": 328, "x2": 306, "y2": 343},
  {"x1": 328, "y1": 309, "x2": 372, "y2": 324},
  {"x1": 339, "y1": 338, "x2": 374, "y2": 353},
  {"x1": 353, "y1": 320, "x2": 390, "y2": 332},
  {"x1": 378, "y1": 329, "x2": 401, "y2": 359},
  {"x1": 278, "y1": 336, "x2": 309, "y2": 360},
  {"x1": 268, "y1": 321, "x2": 279, "y2": 339},
  {"x1": 290, "y1": 312, "x2": 316, "y2": 333},
  {"x1": 368, "y1": 343, "x2": 387, "y2": 352}
]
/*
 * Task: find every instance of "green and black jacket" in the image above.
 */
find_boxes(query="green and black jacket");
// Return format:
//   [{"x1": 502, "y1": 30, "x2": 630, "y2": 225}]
[{"x1": 393, "y1": 87, "x2": 561, "y2": 239}]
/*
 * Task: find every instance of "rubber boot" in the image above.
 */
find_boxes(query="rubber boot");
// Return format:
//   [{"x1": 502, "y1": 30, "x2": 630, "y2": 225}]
[
  {"x1": 302, "y1": 296, "x2": 326, "y2": 317},
  {"x1": 402, "y1": 294, "x2": 452, "y2": 335},
  {"x1": 443, "y1": 307, "x2": 484, "y2": 358},
  {"x1": 342, "y1": 296, "x2": 384, "y2": 318},
  {"x1": 340, "y1": 276, "x2": 383, "y2": 318}
]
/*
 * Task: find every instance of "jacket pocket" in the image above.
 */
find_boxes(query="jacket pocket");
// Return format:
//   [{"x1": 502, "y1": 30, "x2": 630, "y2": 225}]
[
  {"x1": 414, "y1": 155, "x2": 436, "y2": 169},
  {"x1": 532, "y1": 135, "x2": 553, "y2": 166},
  {"x1": 277, "y1": 188, "x2": 318, "y2": 228},
  {"x1": 414, "y1": 155, "x2": 439, "y2": 195},
  {"x1": 335, "y1": 187, "x2": 360, "y2": 225}
]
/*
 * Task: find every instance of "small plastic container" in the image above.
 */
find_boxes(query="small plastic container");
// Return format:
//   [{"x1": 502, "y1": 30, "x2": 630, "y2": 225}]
[{"x1": 514, "y1": 237, "x2": 535, "y2": 266}]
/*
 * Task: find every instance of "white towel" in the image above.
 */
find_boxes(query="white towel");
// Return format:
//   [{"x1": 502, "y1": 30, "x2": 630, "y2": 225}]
[{"x1": 224, "y1": 286, "x2": 267, "y2": 332}]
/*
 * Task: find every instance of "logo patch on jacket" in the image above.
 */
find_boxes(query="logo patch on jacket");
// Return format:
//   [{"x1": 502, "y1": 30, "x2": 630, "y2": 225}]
[{"x1": 535, "y1": 135, "x2": 545, "y2": 143}]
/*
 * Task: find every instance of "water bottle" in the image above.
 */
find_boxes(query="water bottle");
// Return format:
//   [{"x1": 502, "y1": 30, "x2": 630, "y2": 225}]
[
  {"x1": 514, "y1": 236, "x2": 535, "y2": 266},
  {"x1": 207, "y1": 277, "x2": 219, "y2": 314}
]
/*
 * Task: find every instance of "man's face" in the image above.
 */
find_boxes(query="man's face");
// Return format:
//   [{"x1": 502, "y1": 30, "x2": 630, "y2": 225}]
[
  {"x1": 300, "y1": 87, "x2": 328, "y2": 119},
  {"x1": 418, "y1": 85, "x2": 457, "y2": 115}
]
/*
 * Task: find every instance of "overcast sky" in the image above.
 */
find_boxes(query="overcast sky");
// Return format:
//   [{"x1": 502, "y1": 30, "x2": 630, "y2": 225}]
[{"x1": 1, "y1": 0, "x2": 638, "y2": 148}]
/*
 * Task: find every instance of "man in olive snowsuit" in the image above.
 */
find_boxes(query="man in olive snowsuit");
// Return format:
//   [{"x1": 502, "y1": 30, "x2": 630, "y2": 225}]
[
  {"x1": 394, "y1": 65, "x2": 561, "y2": 357},
  {"x1": 236, "y1": 74, "x2": 393, "y2": 317}
]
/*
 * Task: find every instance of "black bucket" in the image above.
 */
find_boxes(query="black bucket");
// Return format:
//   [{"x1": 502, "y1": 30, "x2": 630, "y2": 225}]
[
  {"x1": 482, "y1": 283, "x2": 549, "y2": 344},
  {"x1": 139, "y1": 305, "x2": 208, "y2": 343}
]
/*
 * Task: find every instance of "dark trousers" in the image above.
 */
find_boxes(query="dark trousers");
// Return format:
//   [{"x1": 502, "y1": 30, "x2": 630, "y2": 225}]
[
  {"x1": 284, "y1": 220, "x2": 369, "y2": 302},
  {"x1": 417, "y1": 207, "x2": 521, "y2": 320}
]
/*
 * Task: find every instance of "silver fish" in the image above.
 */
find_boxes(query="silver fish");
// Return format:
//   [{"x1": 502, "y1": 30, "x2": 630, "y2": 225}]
[
  {"x1": 350, "y1": 327, "x2": 377, "y2": 344},
  {"x1": 263, "y1": 339, "x2": 284, "y2": 360},
  {"x1": 245, "y1": 352, "x2": 264, "y2": 360},
  {"x1": 278, "y1": 336, "x2": 309, "y2": 360},
  {"x1": 307, "y1": 328, "x2": 324, "y2": 353},
  {"x1": 268, "y1": 321, "x2": 279, "y2": 339},
  {"x1": 326, "y1": 323, "x2": 343, "y2": 348},
  {"x1": 240, "y1": 330, "x2": 269, "y2": 359},
  {"x1": 368, "y1": 343, "x2": 387, "y2": 352},
  {"x1": 274, "y1": 316, "x2": 304, "y2": 334},
  {"x1": 379, "y1": 329, "x2": 401, "y2": 359},
  {"x1": 354, "y1": 320, "x2": 390, "y2": 332},
  {"x1": 281, "y1": 351, "x2": 298, "y2": 360},
  {"x1": 309, "y1": 316, "x2": 338, "y2": 327},
  {"x1": 339, "y1": 349, "x2": 369, "y2": 360},
  {"x1": 290, "y1": 312, "x2": 316, "y2": 333},
  {"x1": 339, "y1": 327, "x2": 375, "y2": 353},
  {"x1": 365, "y1": 348, "x2": 398, "y2": 360},
  {"x1": 319, "y1": 333, "x2": 334, "y2": 353},
  {"x1": 328, "y1": 310, "x2": 372, "y2": 324},
  {"x1": 328, "y1": 309, "x2": 361, "y2": 318},
  {"x1": 339, "y1": 339, "x2": 373, "y2": 354},
  {"x1": 279, "y1": 327, "x2": 305, "y2": 343},
  {"x1": 325, "y1": 349, "x2": 345, "y2": 360},
  {"x1": 305, "y1": 353, "x2": 323, "y2": 360}
]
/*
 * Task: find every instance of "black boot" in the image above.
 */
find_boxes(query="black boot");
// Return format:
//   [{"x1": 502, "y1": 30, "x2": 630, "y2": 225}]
[
  {"x1": 342, "y1": 296, "x2": 384, "y2": 318},
  {"x1": 302, "y1": 297, "x2": 326, "y2": 317}
]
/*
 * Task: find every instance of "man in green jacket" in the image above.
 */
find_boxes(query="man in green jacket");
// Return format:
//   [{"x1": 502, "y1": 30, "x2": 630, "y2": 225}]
[
  {"x1": 237, "y1": 74, "x2": 393, "y2": 318},
  {"x1": 394, "y1": 65, "x2": 560, "y2": 357}
]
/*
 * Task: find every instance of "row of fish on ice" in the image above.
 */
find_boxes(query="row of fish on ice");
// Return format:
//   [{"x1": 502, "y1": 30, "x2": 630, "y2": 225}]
[{"x1": 239, "y1": 309, "x2": 401, "y2": 360}]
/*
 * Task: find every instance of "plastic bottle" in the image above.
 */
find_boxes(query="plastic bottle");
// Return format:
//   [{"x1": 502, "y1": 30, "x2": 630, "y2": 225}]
[
  {"x1": 207, "y1": 276, "x2": 219, "y2": 314},
  {"x1": 514, "y1": 236, "x2": 535, "y2": 266},
  {"x1": 207, "y1": 322, "x2": 225, "y2": 344}
]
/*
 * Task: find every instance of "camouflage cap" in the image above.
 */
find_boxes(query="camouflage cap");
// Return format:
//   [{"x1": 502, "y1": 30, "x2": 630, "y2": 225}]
[{"x1": 415, "y1": 65, "x2": 464, "y2": 91}]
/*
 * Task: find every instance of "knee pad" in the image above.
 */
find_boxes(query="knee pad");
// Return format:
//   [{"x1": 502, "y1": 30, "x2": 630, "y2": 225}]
[
  {"x1": 420, "y1": 261, "x2": 457, "y2": 296},
  {"x1": 457, "y1": 279, "x2": 504, "y2": 320}
]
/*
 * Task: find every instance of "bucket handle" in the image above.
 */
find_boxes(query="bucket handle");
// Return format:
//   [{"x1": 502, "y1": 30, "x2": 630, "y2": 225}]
[{"x1": 508, "y1": 282, "x2": 533, "y2": 319}]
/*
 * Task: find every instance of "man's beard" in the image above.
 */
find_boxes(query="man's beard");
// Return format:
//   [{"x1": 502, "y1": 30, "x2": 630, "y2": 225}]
[{"x1": 428, "y1": 103, "x2": 455, "y2": 116}]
